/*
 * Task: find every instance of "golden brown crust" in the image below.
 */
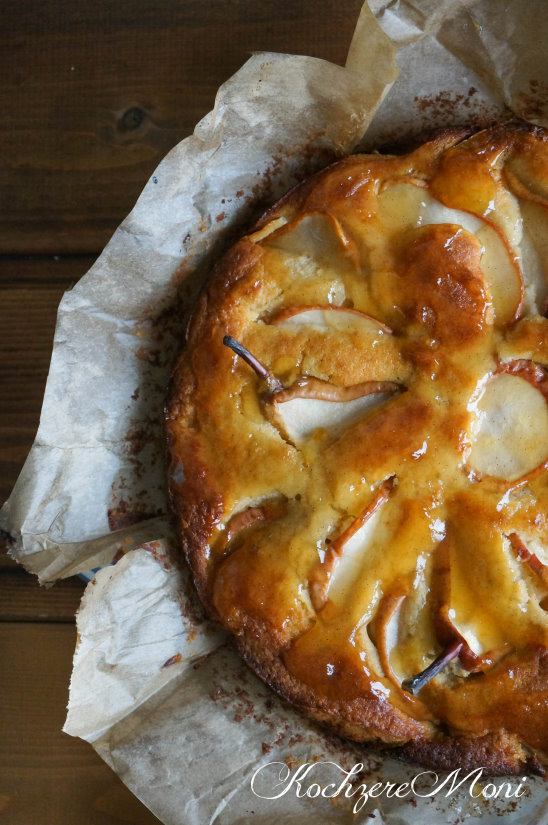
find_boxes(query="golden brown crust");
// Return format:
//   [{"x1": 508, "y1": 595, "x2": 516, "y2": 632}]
[
  {"x1": 166, "y1": 123, "x2": 548, "y2": 771},
  {"x1": 234, "y1": 619, "x2": 430, "y2": 745},
  {"x1": 396, "y1": 731, "x2": 530, "y2": 777}
]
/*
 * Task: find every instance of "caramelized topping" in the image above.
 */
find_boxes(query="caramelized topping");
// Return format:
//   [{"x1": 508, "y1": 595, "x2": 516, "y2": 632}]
[
  {"x1": 395, "y1": 224, "x2": 492, "y2": 346},
  {"x1": 308, "y1": 476, "x2": 396, "y2": 612},
  {"x1": 168, "y1": 126, "x2": 548, "y2": 761}
]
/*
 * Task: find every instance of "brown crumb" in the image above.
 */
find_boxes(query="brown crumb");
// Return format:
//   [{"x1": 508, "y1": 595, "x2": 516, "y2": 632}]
[{"x1": 162, "y1": 653, "x2": 182, "y2": 668}]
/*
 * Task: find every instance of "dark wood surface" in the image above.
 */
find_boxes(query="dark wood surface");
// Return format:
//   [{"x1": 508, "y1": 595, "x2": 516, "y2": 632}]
[{"x1": 0, "y1": 2, "x2": 363, "y2": 822}]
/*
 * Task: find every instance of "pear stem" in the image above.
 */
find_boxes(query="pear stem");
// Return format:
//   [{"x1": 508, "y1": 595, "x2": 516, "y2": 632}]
[
  {"x1": 402, "y1": 640, "x2": 463, "y2": 695},
  {"x1": 223, "y1": 335, "x2": 283, "y2": 393}
]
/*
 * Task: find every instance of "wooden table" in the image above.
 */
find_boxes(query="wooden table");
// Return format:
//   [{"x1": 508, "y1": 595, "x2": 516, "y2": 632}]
[{"x1": 0, "y1": 2, "x2": 363, "y2": 822}]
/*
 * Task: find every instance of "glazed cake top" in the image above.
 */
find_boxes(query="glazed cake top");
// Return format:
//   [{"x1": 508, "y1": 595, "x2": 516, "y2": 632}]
[{"x1": 166, "y1": 125, "x2": 548, "y2": 770}]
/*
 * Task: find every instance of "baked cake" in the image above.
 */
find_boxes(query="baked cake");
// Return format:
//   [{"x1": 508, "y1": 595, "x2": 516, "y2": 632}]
[{"x1": 166, "y1": 124, "x2": 548, "y2": 774}]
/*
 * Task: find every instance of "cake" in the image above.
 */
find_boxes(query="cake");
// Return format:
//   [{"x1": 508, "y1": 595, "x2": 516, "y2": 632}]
[{"x1": 166, "y1": 124, "x2": 548, "y2": 774}]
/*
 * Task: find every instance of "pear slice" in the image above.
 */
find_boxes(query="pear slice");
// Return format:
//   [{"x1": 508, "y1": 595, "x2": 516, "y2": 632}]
[
  {"x1": 518, "y1": 201, "x2": 548, "y2": 312},
  {"x1": 430, "y1": 536, "x2": 506, "y2": 673},
  {"x1": 368, "y1": 589, "x2": 406, "y2": 684},
  {"x1": 263, "y1": 210, "x2": 355, "y2": 262},
  {"x1": 222, "y1": 334, "x2": 404, "y2": 445},
  {"x1": 468, "y1": 360, "x2": 548, "y2": 483},
  {"x1": 431, "y1": 539, "x2": 473, "y2": 660},
  {"x1": 214, "y1": 497, "x2": 287, "y2": 557},
  {"x1": 475, "y1": 223, "x2": 523, "y2": 326},
  {"x1": 270, "y1": 304, "x2": 393, "y2": 335},
  {"x1": 505, "y1": 150, "x2": 548, "y2": 207},
  {"x1": 248, "y1": 216, "x2": 288, "y2": 243},
  {"x1": 270, "y1": 377, "x2": 403, "y2": 445},
  {"x1": 258, "y1": 210, "x2": 361, "y2": 289},
  {"x1": 363, "y1": 588, "x2": 435, "y2": 718},
  {"x1": 377, "y1": 181, "x2": 523, "y2": 325},
  {"x1": 308, "y1": 476, "x2": 395, "y2": 612},
  {"x1": 507, "y1": 532, "x2": 548, "y2": 589},
  {"x1": 377, "y1": 180, "x2": 484, "y2": 237},
  {"x1": 503, "y1": 164, "x2": 548, "y2": 312}
]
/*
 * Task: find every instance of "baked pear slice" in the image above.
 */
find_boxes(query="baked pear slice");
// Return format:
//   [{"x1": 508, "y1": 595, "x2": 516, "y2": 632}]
[{"x1": 167, "y1": 124, "x2": 548, "y2": 774}]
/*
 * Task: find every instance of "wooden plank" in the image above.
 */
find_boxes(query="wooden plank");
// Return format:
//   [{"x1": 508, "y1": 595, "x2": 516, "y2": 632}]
[
  {"x1": 0, "y1": 255, "x2": 92, "y2": 286},
  {"x1": 0, "y1": 547, "x2": 20, "y2": 571},
  {"x1": 0, "y1": 0, "x2": 363, "y2": 254},
  {"x1": 0, "y1": 622, "x2": 162, "y2": 824},
  {"x1": 0, "y1": 563, "x2": 85, "y2": 621}
]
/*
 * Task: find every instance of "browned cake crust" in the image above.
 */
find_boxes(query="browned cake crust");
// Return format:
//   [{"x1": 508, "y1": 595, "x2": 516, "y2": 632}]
[{"x1": 166, "y1": 124, "x2": 548, "y2": 774}]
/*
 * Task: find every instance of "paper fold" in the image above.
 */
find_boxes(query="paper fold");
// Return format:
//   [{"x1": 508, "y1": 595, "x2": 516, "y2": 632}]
[
  {"x1": 1, "y1": 44, "x2": 398, "y2": 582},
  {"x1": 4, "y1": 1, "x2": 548, "y2": 823}
]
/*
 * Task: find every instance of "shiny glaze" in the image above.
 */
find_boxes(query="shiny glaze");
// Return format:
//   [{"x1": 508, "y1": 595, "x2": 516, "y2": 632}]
[{"x1": 169, "y1": 126, "x2": 548, "y2": 759}]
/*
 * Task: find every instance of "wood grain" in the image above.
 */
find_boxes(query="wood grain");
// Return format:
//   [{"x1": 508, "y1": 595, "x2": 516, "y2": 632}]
[
  {"x1": 0, "y1": 0, "x2": 363, "y2": 254},
  {"x1": 0, "y1": 563, "x2": 84, "y2": 621},
  {"x1": 0, "y1": 623, "x2": 161, "y2": 824}
]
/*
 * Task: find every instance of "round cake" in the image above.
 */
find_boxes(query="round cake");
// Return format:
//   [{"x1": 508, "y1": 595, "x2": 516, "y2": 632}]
[{"x1": 166, "y1": 124, "x2": 548, "y2": 774}]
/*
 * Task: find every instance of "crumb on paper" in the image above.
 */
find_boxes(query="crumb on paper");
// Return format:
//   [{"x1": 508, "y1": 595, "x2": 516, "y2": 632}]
[{"x1": 162, "y1": 653, "x2": 182, "y2": 668}]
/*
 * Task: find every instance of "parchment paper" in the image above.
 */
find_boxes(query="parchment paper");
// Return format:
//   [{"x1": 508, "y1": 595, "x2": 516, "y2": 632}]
[{"x1": 2, "y1": 1, "x2": 548, "y2": 822}]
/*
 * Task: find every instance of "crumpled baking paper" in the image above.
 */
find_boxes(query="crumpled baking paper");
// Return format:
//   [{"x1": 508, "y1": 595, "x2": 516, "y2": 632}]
[
  {"x1": 66, "y1": 540, "x2": 548, "y2": 824},
  {"x1": 2, "y1": 1, "x2": 548, "y2": 823},
  {"x1": 0, "y1": 2, "x2": 396, "y2": 584}
]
